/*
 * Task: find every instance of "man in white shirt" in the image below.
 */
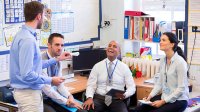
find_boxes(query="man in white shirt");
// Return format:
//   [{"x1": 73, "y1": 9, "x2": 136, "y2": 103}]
[
  {"x1": 42, "y1": 33, "x2": 86, "y2": 112},
  {"x1": 83, "y1": 40, "x2": 136, "y2": 112}
]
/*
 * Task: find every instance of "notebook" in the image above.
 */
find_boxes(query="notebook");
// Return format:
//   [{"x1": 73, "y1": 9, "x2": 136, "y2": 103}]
[
  {"x1": 56, "y1": 99, "x2": 82, "y2": 112},
  {"x1": 106, "y1": 89, "x2": 125, "y2": 97}
]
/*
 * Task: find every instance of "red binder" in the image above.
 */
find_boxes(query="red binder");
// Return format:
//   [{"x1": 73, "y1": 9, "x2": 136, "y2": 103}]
[
  {"x1": 130, "y1": 17, "x2": 134, "y2": 39},
  {"x1": 125, "y1": 11, "x2": 146, "y2": 16},
  {"x1": 143, "y1": 18, "x2": 149, "y2": 41}
]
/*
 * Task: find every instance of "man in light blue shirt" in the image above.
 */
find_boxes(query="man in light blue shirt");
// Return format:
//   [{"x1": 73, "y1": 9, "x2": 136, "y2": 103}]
[{"x1": 9, "y1": 1, "x2": 71, "y2": 112}]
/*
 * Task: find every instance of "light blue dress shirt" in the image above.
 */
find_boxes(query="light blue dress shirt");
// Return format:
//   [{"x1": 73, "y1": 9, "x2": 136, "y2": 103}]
[
  {"x1": 10, "y1": 25, "x2": 57, "y2": 90},
  {"x1": 150, "y1": 52, "x2": 189, "y2": 103}
]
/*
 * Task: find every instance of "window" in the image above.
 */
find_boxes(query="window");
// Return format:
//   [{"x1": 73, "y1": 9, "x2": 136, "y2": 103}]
[{"x1": 141, "y1": 0, "x2": 185, "y2": 57}]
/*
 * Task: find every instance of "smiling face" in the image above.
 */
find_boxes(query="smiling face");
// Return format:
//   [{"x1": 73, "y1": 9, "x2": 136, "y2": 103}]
[
  {"x1": 159, "y1": 34, "x2": 174, "y2": 52},
  {"x1": 106, "y1": 41, "x2": 120, "y2": 61}
]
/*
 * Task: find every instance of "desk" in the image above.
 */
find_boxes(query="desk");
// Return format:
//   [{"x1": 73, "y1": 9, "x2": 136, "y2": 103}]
[
  {"x1": 64, "y1": 74, "x2": 88, "y2": 94},
  {"x1": 0, "y1": 75, "x2": 87, "y2": 112},
  {"x1": 64, "y1": 75, "x2": 200, "y2": 112},
  {"x1": 64, "y1": 74, "x2": 153, "y2": 101},
  {"x1": 0, "y1": 101, "x2": 18, "y2": 112},
  {"x1": 134, "y1": 77, "x2": 154, "y2": 100}
]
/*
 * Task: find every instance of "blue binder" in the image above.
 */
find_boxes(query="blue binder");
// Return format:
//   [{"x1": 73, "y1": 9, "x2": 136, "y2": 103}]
[
  {"x1": 54, "y1": 99, "x2": 82, "y2": 112},
  {"x1": 124, "y1": 16, "x2": 129, "y2": 39}
]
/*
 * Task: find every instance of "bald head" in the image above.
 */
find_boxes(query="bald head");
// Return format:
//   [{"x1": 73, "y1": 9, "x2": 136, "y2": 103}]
[{"x1": 106, "y1": 40, "x2": 121, "y2": 61}]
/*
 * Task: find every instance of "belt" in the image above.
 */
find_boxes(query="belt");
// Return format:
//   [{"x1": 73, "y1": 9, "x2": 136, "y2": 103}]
[
  {"x1": 94, "y1": 94, "x2": 119, "y2": 100},
  {"x1": 94, "y1": 94, "x2": 105, "y2": 100}
]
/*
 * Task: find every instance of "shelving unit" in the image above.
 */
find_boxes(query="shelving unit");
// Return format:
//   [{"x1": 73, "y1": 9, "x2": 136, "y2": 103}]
[
  {"x1": 124, "y1": 39, "x2": 159, "y2": 44},
  {"x1": 123, "y1": 11, "x2": 164, "y2": 58},
  {"x1": 124, "y1": 12, "x2": 156, "y2": 42}
]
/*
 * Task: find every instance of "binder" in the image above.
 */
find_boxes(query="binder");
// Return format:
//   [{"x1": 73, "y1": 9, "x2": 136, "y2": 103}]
[
  {"x1": 134, "y1": 17, "x2": 140, "y2": 40},
  {"x1": 125, "y1": 11, "x2": 147, "y2": 16},
  {"x1": 58, "y1": 99, "x2": 82, "y2": 112},
  {"x1": 106, "y1": 89, "x2": 125, "y2": 97},
  {"x1": 129, "y1": 17, "x2": 134, "y2": 39},
  {"x1": 124, "y1": 16, "x2": 129, "y2": 39},
  {"x1": 143, "y1": 18, "x2": 150, "y2": 41},
  {"x1": 139, "y1": 17, "x2": 144, "y2": 40},
  {"x1": 124, "y1": 11, "x2": 155, "y2": 41},
  {"x1": 149, "y1": 18, "x2": 155, "y2": 41}
]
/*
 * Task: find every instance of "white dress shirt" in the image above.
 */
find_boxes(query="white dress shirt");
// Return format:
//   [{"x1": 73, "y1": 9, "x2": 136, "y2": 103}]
[
  {"x1": 150, "y1": 52, "x2": 189, "y2": 103},
  {"x1": 42, "y1": 51, "x2": 71, "y2": 105},
  {"x1": 86, "y1": 58, "x2": 136, "y2": 99}
]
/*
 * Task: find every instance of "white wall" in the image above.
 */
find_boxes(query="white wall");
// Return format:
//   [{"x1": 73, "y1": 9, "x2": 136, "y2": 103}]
[
  {"x1": 94, "y1": 0, "x2": 142, "y2": 55},
  {"x1": 94, "y1": 0, "x2": 124, "y2": 50},
  {"x1": 124, "y1": 0, "x2": 141, "y2": 11}
]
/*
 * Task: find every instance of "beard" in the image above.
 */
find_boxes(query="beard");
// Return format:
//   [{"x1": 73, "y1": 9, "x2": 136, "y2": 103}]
[
  {"x1": 56, "y1": 51, "x2": 62, "y2": 56},
  {"x1": 36, "y1": 20, "x2": 43, "y2": 29},
  {"x1": 53, "y1": 50, "x2": 62, "y2": 57}
]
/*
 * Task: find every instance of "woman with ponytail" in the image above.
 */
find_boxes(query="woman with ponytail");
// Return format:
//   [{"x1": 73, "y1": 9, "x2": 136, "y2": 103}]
[{"x1": 134, "y1": 32, "x2": 189, "y2": 112}]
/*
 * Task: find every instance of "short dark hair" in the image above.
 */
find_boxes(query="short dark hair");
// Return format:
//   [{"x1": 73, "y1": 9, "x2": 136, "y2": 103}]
[
  {"x1": 48, "y1": 33, "x2": 64, "y2": 44},
  {"x1": 24, "y1": 1, "x2": 44, "y2": 22}
]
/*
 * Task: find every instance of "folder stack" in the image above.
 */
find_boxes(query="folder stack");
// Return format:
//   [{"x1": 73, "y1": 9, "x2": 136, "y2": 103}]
[{"x1": 124, "y1": 11, "x2": 155, "y2": 42}]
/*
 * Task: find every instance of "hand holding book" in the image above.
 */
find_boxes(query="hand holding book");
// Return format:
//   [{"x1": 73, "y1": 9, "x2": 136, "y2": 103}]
[{"x1": 106, "y1": 89, "x2": 125, "y2": 100}]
